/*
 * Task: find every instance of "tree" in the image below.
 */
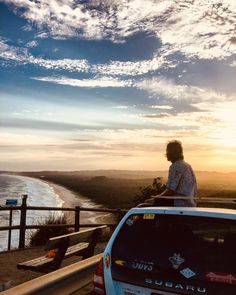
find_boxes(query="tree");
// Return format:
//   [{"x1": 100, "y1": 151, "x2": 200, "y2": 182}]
[{"x1": 133, "y1": 177, "x2": 166, "y2": 206}]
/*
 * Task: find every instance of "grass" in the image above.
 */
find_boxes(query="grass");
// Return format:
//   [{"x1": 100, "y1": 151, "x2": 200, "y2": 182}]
[{"x1": 29, "y1": 213, "x2": 71, "y2": 246}]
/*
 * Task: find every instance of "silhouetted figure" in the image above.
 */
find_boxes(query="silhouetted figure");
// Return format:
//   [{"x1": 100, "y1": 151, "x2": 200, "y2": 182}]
[{"x1": 145, "y1": 140, "x2": 197, "y2": 207}]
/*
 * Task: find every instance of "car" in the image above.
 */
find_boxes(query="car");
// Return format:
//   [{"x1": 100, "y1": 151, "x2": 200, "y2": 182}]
[{"x1": 91, "y1": 205, "x2": 236, "y2": 295}]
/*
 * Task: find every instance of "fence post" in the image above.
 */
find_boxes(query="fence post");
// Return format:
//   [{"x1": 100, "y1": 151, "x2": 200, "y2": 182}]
[
  {"x1": 74, "y1": 206, "x2": 80, "y2": 232},
  {"x1": 7, "y1": 208, "x2": 13, "y2": 251},
  {"x1": 19, "y1": 194, "x2": 28, "y2": 249}
]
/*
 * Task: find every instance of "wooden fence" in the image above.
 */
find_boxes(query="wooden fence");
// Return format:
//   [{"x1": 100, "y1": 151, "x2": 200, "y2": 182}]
[{"x1": 0, "y1": 194, "x2": 127, "y2": 250}]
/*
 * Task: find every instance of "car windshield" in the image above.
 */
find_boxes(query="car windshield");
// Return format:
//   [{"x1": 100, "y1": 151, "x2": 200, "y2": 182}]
[{"x1": 112, "y1": 214, "x2": 236, "y2": 282}]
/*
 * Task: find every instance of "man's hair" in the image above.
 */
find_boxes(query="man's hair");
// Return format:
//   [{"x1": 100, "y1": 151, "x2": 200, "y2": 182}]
[{"x1": 166, "y1": 140, "x2": 184, "y2": 162}]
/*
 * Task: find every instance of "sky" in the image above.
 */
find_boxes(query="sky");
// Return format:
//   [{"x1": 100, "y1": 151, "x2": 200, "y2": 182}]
[{"x1": 0, "y1": 0, "x2": 236, "y2": 172}]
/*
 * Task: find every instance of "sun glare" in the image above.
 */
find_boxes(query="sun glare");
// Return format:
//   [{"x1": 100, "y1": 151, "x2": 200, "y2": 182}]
[{"x1": 214, "y1": 102, "x2": 236, "y2": 147}]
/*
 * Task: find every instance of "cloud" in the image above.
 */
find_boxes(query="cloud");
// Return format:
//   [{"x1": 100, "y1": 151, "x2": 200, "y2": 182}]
[
  {"x1": 32, "y1": 76, "x2": 133, "y2": 88},
  {"x1": 230, "y1": 60, "x2": 236, "y2": 67},
  {"x1": 124, "y1": 99, "x2": 236, "y2": 152},
  {"x1": 21, "y1": 23, "x2": 33, "y2": 32},
  {"x1": 112, "y1": 106, "x2": 129, "y2": 109},
  {"x1": 0, "y1": 131, "x2": 62, "y2": 146},
  {"x1": 0, "y1": 37, "x2": 90, "y2": 71},
  {"x1": 0, "y1": 117, "x2": 89, "y2": 131},
  {"x1": 3, "y1": 0, "x2": 236, "y2": 60},
  {"x1": 0, "y1": 37, "x2": 29, "y2": 63},
  {"x1": 136, "y1": 77, "x2": 230, "y2": 103},
  {"x1": 0, "y1": 37, "x2": 166, "y2": 75},
  {"x1": 26, "y1": 40, "x2": 38, "y2": 48},
  {"x1": 150, "y1": 105, "x2": 173, "y2": 110},
  {"x1": 0, "y1": 128, "x2": 170, "y2": 168},
  {"x1": 1, "y1": 115, "x2": 157, "y2": 132},
  {"x1": 12, "y1": 109, "x2": 54, "y2": 117},
  {"x1": 92, "y1": 55, "x2": 169, "y2": 75},
  {"x1": 128, "y1": 111, "x2": 218, "y2": 135},
  {"x1": 141, "y1": 113, "x2": 171, "y2": 119}
]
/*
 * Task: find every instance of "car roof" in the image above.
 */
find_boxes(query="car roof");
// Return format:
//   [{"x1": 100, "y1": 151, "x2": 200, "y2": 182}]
[{"x1": 127, "y1": 206, "x2": 236, "y2": 220}]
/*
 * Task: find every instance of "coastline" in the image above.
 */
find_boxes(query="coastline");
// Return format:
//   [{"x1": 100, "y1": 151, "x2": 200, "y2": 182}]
[
  {"x1": 0, "y1": 177, "x2": 110, "y2": 289},
  {"x1": 45, "y1": 180, "x2": 114, "y2": 225}
]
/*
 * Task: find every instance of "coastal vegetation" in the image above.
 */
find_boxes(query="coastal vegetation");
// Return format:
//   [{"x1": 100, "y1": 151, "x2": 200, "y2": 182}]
[
  {"x1": 30, "y1": 213, "x2": 71, "y2": 246},
  {"x1": 133, "y1": 177, "x2": 167, "y2": 206},
  {"x1": 21, "y1": 171, "x2": 150, "y2": 208},
  {"x1": 17, "y1": 171, "x2": 236, "y2": 210}
]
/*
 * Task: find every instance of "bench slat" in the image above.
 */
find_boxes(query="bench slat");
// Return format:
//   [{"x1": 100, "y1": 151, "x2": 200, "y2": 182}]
[
  {"x1": 17, "y1": 243, "x2": 89, "y2": 271},
  {"x1": 17, "y1": 226, "x2": 107, "y2": 272},
  {"x1": 65, "y1": 242, "x2": 88, "y2": 256},
  {"x1": 45, "y1": 226, "x2": 106, "y2": 250}
]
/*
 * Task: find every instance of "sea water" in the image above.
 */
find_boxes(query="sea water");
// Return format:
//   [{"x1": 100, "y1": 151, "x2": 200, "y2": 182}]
[{"x1": 0, "y1": 174, "x2": 64, "y2": 251}]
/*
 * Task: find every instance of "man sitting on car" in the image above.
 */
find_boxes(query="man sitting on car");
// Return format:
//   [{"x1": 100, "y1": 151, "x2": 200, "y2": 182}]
[{"x1": 144, "y1": 140, "x2": 197, "y2": 207}]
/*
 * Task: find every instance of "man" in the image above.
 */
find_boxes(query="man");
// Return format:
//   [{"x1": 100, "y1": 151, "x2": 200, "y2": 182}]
[{"x1": 145, "y1": 140, "x2": 197, "y2": 207}]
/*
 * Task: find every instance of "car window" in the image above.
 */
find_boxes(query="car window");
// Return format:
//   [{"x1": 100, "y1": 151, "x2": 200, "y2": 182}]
[{"x1": 112, "y1": 214, "x2": 236, "y2": 282}]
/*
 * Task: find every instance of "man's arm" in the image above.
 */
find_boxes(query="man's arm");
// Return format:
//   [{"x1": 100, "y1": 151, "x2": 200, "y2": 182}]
[
  {"x1": 158, "y1": 187, "x2": 175, "y2": 196},
  {"x1": 142, "y1": 163, "x2": 179, "y2": 205},
  {"x1": 143, "y1": 187, "x2": 175, "y2": 204}
]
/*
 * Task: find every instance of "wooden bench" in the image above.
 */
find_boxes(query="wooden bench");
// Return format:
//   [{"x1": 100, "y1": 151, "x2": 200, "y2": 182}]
[{"x1": 17, "y1": 225, "x2": 107, "y2": 273}]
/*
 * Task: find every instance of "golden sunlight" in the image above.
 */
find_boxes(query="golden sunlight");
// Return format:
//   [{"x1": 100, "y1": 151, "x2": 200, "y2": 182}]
[{"x1": 213, "y1": 101, "x2": 236, "y2": 147}]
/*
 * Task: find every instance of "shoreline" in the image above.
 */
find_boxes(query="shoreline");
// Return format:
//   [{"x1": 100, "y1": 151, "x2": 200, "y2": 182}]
[{"x1": 45, "y1": 180, "x2": 114, "y2": 225}]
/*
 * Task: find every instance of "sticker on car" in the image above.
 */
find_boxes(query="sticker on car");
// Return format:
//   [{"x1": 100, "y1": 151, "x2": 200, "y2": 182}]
[{"x1": 206, "y1": 272, "x2": 236, "y2": 284}]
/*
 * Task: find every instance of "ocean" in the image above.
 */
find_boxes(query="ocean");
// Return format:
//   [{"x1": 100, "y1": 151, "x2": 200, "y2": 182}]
[{"x1": 0, "y1": 174, "x2": 66, "y2": 251}]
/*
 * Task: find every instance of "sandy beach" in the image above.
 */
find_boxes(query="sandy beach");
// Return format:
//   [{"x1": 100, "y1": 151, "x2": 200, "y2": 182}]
[{"x1": 45, "y1": 180, "x2": 114, "y2": 226}]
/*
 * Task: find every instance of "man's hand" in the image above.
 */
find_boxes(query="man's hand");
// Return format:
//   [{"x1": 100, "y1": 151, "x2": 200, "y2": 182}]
[
  {"x1": 136, "y1": 196, "x2": 158, "y2": 207},
  {"x1": 137, "y1": 188, "x2": 176, "y2": 207},
  {"x1": 144, "y1": 196, "x2": 159, "y2": 205}
]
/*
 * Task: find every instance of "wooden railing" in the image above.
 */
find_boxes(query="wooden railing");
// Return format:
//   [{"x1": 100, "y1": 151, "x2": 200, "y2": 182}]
[{"x1": 0, "y1": 194, "x2": 127, "y2": 250}]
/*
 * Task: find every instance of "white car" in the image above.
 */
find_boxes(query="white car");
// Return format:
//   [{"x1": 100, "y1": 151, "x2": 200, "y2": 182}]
[{"x1": 92, "y1": 206, "x2": 236, "y2": 295}]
